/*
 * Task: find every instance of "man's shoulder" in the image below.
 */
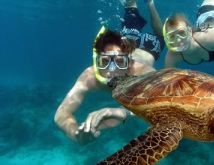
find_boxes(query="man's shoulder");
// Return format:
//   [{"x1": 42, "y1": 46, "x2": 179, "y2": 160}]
[
  {"x1": 82, "y1": 66, "x2": 95, "y2": 75},
  {"x1": 78, "y1": 66, "x2": 99, "y2": 87}
]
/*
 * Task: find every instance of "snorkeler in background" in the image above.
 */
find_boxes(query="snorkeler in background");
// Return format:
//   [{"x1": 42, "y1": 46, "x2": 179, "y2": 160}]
[
  {"x1": 54, "y1": 0, "x2": 164, "y2": 144},
  {"x1": 164, "y1": 0, "x2": 214, "y2": 68},
  {"x1": 121, "y1": 0, "x2": 164, "y2": 67}
]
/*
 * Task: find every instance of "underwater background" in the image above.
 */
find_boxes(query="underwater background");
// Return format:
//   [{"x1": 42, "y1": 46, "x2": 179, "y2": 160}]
[{"x1": 1, "y1": 0, "x2": 214, "y2": 164}]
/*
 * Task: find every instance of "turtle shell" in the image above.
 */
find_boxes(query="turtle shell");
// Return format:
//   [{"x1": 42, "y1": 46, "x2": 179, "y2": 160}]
[
  {"x1": 97, "y1": 68, "x2": 214, "y2": 165},
  {"x1": 113, "y1": 68, "x2": 214, "y2": 140}
]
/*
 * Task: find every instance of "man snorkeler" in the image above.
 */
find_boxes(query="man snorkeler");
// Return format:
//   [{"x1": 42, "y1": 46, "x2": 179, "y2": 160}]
[{"x1": 54, "y1": 0, "x2": 164, "y2": 144}]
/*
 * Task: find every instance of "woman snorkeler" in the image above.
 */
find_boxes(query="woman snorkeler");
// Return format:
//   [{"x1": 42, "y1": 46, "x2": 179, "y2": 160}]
[{"x1": 164, "y1": 0, "x2": 214, "y2": 68}]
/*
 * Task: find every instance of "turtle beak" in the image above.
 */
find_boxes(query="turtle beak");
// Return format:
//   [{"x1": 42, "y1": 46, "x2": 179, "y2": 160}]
[
  {"x1": 107, "y1": 75, "x2": 129, "y2": 89},
  {"x1": 107, "y1": 77, "x2": 119, "y2": 89}
]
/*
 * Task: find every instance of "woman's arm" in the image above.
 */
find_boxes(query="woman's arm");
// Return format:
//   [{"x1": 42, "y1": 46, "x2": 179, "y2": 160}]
[{"x1": 146, "y1": 0, "x2": 163, "y2": 36}]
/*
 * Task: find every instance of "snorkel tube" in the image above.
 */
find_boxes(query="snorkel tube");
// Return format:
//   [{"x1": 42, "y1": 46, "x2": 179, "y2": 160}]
[
  {"x1": 163, "y1": 18, "x2": 171, "y2": 49},
  {"x1": 93, "y1": 26, "x2": 109, "y2": 85},
  {"x1": 162, "y1": 18, "x2": 180, "y2": 52}
]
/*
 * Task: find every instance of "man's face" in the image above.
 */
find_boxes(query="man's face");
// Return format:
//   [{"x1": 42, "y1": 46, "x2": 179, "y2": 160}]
[{"x1": 97, "y1": 44, "x2": 130, "y2": 79}]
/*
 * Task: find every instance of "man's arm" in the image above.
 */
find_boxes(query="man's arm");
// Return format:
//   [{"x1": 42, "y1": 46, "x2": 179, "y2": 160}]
[
  {"x1": 80, "y1": 107, "x2": 134, "y2": 137},
  {"x1": 54, "y1": 67, "x2": 98, "y2": 143}
]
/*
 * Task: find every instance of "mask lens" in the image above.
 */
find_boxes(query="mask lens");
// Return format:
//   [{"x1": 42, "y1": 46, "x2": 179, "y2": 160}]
[
  {"x1": 177, "y1": 29, "x2": 187, "y2": 38},
  {"x1": 114, "y1": 55, "x2": 128, "y2": 69},
  {"x1": 97, "y1": 56, "x2": 110, "y2": 69},
  {"x1": 166, "y1": 33, "x2": 176, "y2": 43},
  {"x1": 166, "y1": 28, "x2": 188, "y2": 44}
]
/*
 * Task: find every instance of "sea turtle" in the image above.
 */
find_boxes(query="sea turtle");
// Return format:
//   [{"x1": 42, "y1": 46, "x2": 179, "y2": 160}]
[{"x1": 97, "y1": 68, "x2": 214, "y2": 165}]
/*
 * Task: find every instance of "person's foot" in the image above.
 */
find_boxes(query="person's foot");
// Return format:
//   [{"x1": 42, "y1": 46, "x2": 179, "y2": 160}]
[
  {"x1": 125, "y1": 0, "x2": 137, "y2": 8},
  {"x1": 119, "y1": 0, "x2": 137, "y2": 8}
]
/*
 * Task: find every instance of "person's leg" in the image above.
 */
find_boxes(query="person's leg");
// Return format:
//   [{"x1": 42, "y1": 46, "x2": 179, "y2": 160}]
[
  {"x1": 125, "y1": 0, "x2": 137, "y2": 8},
  {"x1": 120, "y1": 0, "x2": 147, "y2": 52},
  {"x1": 121, "y1": 0, "x2": 147, "y2": 32},
  {"x1": 201, "y1": 0, "x2": 214, "y2": 6},
  {"x1": 119, "y1": 0, "x2": 137, "y2": 8}
]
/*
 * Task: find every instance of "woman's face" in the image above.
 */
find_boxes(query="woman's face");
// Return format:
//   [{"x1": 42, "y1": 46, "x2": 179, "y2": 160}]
[
  {"x1": 165, "y1": 21, "x2": 192, "y2": 52},
  {"x1": 97, "y1": 44, "x2": 130, "y2": 79}
]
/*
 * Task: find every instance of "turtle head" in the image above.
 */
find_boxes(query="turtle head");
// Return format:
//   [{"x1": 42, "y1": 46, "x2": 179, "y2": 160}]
[
  {"x1": 110, "y1": 74, "x2": 147, "y2": 109},
  {"x1": 108, "y1": 74, "x2": 140, "y2": 105},
  {"x1": 107, "y1": 77, "x2": 121, "y2": 89},
  {"x1": 107, "y1": 74, "x2": 132, "y2": 89}
]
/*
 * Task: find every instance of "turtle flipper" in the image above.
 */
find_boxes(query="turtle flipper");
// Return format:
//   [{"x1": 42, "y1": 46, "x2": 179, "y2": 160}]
[{"x1": 97, "y1": 121, "x2": 183, "y2": 165}]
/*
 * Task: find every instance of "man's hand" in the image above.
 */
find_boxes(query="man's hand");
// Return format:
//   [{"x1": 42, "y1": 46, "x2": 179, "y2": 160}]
[
  {"x1": 74, "y1": 124, "x2": 98, "y2": 145},
  {"x1": 75, "y1": 108, "x2": 128, "y2": 144}
]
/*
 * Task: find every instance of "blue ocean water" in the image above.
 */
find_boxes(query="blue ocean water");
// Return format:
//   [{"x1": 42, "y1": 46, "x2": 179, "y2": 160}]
[{"x1": 1, "y1": 0, "x2": 214, "y2": 164}]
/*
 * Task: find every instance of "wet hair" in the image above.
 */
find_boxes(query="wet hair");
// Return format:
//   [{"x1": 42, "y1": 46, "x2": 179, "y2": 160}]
[
  {"x1": 94, "y1": 30, "x2": 136, "y2": 55},
  {"x1": 165, "y1": 13, "x2": 190, "y2": 28}
]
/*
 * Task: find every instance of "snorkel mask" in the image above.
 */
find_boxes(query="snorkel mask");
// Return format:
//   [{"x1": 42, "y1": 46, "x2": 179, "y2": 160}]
[
  {"x1": 163, "y1": 18, "x2": 192, "y2": 52},
  {"x1": 93, "y1": 26, "x2": 130, "y2": 85},
  {"x1": 97, "y1": 51, "x2": 129, "y2": 71}
]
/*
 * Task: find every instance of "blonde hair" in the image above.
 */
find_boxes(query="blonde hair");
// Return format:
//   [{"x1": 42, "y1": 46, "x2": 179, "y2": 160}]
[{"x1": 165, "y1": 14, "x2": 190, "y2": 29}]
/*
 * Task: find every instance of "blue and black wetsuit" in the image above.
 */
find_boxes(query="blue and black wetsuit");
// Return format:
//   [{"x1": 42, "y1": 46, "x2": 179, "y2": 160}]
[{"x1": 120, "y1": 8, "x2": 164, "y2": 61}]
